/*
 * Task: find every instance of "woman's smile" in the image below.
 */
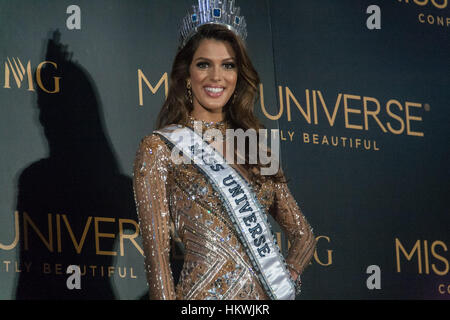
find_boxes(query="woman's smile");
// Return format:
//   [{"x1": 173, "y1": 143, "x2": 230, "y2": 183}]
[{"x1": 204, "y1": 85, "x2": 225, "y2": 97}]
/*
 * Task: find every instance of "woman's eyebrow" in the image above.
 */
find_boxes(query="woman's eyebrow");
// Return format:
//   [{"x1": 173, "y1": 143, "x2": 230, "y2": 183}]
[{"x1": 194, "y1": 57, "x2": 236, "y2": 62}]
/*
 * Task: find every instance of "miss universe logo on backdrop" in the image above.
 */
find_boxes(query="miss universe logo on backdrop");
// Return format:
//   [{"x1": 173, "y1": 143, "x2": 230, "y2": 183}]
[
  {"x1": 138, "y1": 70, "x2": 430, "y2": 152},
  {"x1": 397, "y1": 0, "x2": 449, "y2": 27}
]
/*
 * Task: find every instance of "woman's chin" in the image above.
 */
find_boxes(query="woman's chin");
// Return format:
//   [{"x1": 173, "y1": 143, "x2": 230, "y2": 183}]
[{"x1": 197, "y1": 102, "x2": 229, "y2": 112}]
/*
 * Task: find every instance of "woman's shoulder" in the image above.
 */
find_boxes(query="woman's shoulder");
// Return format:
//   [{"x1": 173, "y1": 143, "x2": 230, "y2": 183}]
[
  {"x1": 139, "y1": 123, "x2": 185, "y2": 145},
  {"x1": 137, "y1": 130, "x2": 170, "y2": 154}
]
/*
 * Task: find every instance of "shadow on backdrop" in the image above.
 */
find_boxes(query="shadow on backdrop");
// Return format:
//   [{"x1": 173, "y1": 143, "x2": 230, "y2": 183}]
[{"x1": 14, "y1": 30, "x2": 139, "y2": 299}]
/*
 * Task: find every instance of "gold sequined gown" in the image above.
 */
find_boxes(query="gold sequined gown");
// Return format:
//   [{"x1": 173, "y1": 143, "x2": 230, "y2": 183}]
[{"x1": 133, "y1": 116, "x2": 316, "y2": 300}]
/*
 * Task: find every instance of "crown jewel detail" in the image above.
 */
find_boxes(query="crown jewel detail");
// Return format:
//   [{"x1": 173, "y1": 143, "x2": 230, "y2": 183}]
[{"x1": 179, "y1": 0, "x2": 247, "y2": 49}]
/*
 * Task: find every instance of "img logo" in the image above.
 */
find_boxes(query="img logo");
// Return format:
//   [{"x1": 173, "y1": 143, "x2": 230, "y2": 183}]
[{"x1": 3, "y1": 57, "x2": 61, "y2": 93}]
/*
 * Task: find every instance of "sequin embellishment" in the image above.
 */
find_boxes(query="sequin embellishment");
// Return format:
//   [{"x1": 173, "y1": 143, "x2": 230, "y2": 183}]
[{"x1": 132, "y1": 116, "x2": 316, "y2": 300}]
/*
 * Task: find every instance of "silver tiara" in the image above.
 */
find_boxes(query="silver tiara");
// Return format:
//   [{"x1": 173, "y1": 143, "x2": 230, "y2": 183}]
[{"x1": 179, "y1": 0, "x2": 248, "y2": 49}]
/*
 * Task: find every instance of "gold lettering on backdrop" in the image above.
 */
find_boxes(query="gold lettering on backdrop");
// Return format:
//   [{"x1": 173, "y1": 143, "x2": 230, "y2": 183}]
[
  {"x1": 43, "y1": 262, "x2": 51, "y2": 274},
  {"x1": 279, "y1": 130, "x2": 295, "y2": 142},
  {"x1": 133, "y1": 78, "x2": 427, "y2": 144},
  {"x1": 424, "y1": 240, "x2": 430, "y2": 274},
  {"x1": 285, "y1": 87, "x2": 311, "y2": 123},
  {"x1": 0, "y1": 261, "x2": 32, "y2": 273},
  {"x1": 312, "y1": 90, "x2": 318, "y2": 124},
  {"x1": 396, "y1": 238, "x2": 422, "y2": 273},
  {"x1": 273, "y1": 233, "x2": 333, "y2": 266},
  {"x1": 119, "y1": 219, "x2": 143, "y2": 256},
  {"x1": 343, "y1": 94, "x2": 364, "y2": 130},
  {"x1": 259, "y1": 84, "x2": 284, "y2": 120},
  {"x1": 1, "y1": 213, "x2": 143, "y2": 280},
  {"x1": 118, "y1": 266, "x2": 127, "y2": 278},
  {"x1": 36, "y1": 263, "x2": 138, "y2": 279},
  {"x1": 438, "y1": 284, "x2": 450, "y2": 294},
  {"x1": 94, "y1": 217, "x2": 117, "y2": 256},
  {"x1": 4, "y1": 58, "x2": 34, "y2": 90},
  {"x1": 138, "y1": 70, "x2": 168, "y2": 106},
  {"x1": 0, "y1": 212, "x2": 144, "y2": 256},
  {"x1": 23, "y1": 212, "x2": 54, "y2": 252},
  {"x1": 3, "y1": 261, "x2": 11, "y2": 272},
  {"x1": 313, "y1": 134, "x2": 319, "y2": 144},
  {"x1": 432, "y1": 0, "x2": 448, "y2": 9},
  {"x1": 56, "y1": 214, "x2": 92, "y2": 253},
  {"x1": 398, "y1": 0, "x2": 449, "y2": 27},
  {"x1": 314, "y1": 235, "x2": 333, "y2": 266},
  {"x1": 108, "y1": 266, "x2": 115, "y2": 277},
  {"x1": 316, "y1": 90, "x2": 342, "y2": 127},
  {"x1": 386, "y1": 99, "x2": 405, "y2": 135},
  {"x1": 302, "y1": 132, "x2": 379, "y2": 151},
  {"x1": 55, "y1": 263, "x2": 63, "y2": 275},
  {"x1": 431, "y1": 241, "x2": 449, "y2": 276},
  {"x1": 3, "y1": 58, "x2": 61, "y2": 92},
  {"x1": 395, "y1": 238, "x2": 449, "y2": 275},
  {"x1": 0, "y1": 211, "x2": 19, "y2": 250},
  {"x1": 287, "y1": 131, "x2": 295, "y2": 141},
  {"x1": 363, "y1": 96, "x2": 387, "y2": 133},
  {"x1": 398, "y1": 0, "x2": 448, "y2": 9},
  {"x1": 418, "y1": 13, "x2": 450, "y2": 26},
  {"x1": 263, "y1": 88, "x2": 425, "y2": 137},
  {"x1": 405, "y1": 102, "x2": 424, "y2": 137},
  {"x1": 35, "y1": 61, "x2": 61, "y2": 93}
]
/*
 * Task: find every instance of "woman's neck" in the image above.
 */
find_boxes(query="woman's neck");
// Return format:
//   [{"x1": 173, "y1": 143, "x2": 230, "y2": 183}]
[{"x1": 190, "y1": 108, "x2": 225, "y2": 123}]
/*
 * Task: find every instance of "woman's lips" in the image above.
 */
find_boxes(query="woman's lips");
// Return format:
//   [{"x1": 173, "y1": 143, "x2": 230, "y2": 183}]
[{"x1": 204, "y1": 86, "x2": 225, "y2": 98}]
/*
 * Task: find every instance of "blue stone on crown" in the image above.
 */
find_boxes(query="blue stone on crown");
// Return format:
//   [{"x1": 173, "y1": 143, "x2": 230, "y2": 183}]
[{"x1": 213, "y1": 8, "x2": 222, "y2": 18}]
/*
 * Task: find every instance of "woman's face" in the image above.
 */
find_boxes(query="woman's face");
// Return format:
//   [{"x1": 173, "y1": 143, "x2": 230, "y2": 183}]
[{"x1": 188, "y1": 38, "x2": 238, "y2": 115}]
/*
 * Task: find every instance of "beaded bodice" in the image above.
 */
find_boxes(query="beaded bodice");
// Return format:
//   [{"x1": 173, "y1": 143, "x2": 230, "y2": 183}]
[{"x1": 132, "y1": 116, "x2": 316, "y2": 300}]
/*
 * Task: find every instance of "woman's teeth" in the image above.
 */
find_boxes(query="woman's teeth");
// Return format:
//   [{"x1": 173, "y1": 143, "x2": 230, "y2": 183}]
[{"x1": 205, "y1": 87, "x2": 224, "y2": 93}]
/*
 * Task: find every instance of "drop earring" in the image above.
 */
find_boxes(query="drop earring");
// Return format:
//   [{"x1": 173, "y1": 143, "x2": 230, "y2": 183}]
[{"x1": 186, "y1": 79, "x2": 193, "y2": 105}]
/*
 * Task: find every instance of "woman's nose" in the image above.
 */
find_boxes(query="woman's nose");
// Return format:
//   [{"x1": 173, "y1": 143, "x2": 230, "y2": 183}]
[{"x1": 209, "y1": 65, "x2": 222, "y2": 81}]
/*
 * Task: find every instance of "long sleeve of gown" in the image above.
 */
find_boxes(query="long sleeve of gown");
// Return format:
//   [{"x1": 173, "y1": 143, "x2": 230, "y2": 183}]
[
  {"x1": 270, "y1": 178, "x2": 316, "y2": 276},
  {"x1": 133, "y1": 134, "x2": 176, "y2": 300}
]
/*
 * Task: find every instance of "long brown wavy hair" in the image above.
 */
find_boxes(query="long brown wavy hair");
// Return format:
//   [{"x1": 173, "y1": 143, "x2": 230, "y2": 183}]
[{"x1": 156, "y1": 24, "x2": 286, "y2": 184}]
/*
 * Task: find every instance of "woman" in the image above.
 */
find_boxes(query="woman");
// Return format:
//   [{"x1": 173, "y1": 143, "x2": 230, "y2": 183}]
[{"x1": 133, "y1": 2, "x2": 315, "y2": 300}]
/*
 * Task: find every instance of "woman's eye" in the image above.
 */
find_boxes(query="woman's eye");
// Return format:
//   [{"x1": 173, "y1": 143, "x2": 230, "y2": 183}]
[
  {"x1": 196, "y1": 62, "x2": 235, "y2": 70},
  {"x1": 196, "y1": 62, "x2": 209, "y2": 69},
  {"x1": 223, "y1": 63, "x2": 236, "y2": 70}
]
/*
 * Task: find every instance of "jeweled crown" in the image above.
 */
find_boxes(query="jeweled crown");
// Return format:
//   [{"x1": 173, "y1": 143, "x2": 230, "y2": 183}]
[{"x1": 179, "y1": 0, "x2": 247, "y2": 49}]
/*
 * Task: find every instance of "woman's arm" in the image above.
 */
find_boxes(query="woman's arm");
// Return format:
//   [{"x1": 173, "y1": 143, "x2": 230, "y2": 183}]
[
  {"x1": 270, "y1": 177, "x2": 316, "y2": 281},
  {"x1": 133, "y1": 134, "x2": 176, "y2": 300}
]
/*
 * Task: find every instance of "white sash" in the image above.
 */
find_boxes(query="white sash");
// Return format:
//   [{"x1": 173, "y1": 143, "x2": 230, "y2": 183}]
[{"x1": 154, "y1": 124, "x2": 296, "y2": 300}]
